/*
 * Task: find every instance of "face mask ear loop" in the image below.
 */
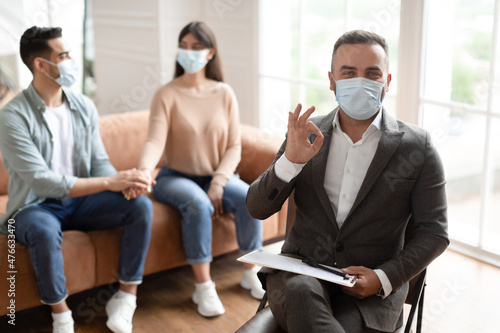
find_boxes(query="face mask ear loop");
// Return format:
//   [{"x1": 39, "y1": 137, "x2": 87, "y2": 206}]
[
  {"x1": 331, "y1": 74, "x2": 337, "y2": 94},
  {"x1": 38, "y1": 58, "x2": 59, "y2": 81}
]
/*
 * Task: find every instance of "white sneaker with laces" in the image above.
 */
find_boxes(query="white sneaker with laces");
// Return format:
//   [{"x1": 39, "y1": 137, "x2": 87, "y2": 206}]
[
  {"x1": 105, "y1": 292, "x2": 137, "y2": 333},
  {"x1": 192, "y1": 281, "x2": 225, "y2": 317},
  {"x1": 52, "y1": 315, "x2": 74, "y2": 333},
  {"x1": 240, "y1": 266, "x2": 266, "y2": 299}
]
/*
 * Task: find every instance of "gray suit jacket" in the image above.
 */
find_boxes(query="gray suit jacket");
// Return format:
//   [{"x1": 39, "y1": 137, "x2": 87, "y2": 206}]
[{"x1": 247, "y1": 108, "x2": 449, "y2": 332}]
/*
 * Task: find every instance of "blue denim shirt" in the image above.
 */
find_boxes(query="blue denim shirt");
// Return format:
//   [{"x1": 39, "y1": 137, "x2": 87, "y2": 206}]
[{"x1": 0, "y1": 83, "x2": 117, "y2": 234}]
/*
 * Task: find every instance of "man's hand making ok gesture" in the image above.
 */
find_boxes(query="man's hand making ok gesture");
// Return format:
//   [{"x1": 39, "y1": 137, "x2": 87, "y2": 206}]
[{"x1": 284, "y1": 104, "x2": 324, "y2": 164}]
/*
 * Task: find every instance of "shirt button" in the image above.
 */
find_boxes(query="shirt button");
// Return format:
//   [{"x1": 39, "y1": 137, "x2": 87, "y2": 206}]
[
  {"x1": 342, "y1": 194, "x2": 347, "y2": 199},
  {"x1": 346, "y1": 168, "x2": 351, "y2": 174}
]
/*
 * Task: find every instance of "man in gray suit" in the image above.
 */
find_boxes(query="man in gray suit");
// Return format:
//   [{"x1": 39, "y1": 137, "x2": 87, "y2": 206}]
[{"x1": 246, "y1": 30, "x2": 449, "y2": 333}]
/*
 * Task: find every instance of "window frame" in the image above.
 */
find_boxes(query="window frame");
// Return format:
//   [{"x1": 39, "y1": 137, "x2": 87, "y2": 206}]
[{"x1": 258, "y1": 0, "x2": 500, "y2": 267}]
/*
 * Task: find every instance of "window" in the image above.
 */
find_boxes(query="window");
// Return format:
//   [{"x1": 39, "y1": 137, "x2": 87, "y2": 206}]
[
  {"x1": 0, "y1": 1, "x2": 88, "y2": 96},
  {"x1": 259, "y1": 0, "x2": 401, "y2": 137},
  {"x1": 420, "y1": 0, "x2": 500, "y2": 262},
  {"x1": 258, "y1": 0, "x2": 500, "y2": 266}
]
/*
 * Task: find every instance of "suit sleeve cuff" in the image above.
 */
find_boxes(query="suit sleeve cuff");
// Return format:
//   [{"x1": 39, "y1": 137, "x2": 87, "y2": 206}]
[
  {"x1": 374, "y1": 269, "x2": 393, "y2": 299},
  {"x1": 274, "y1": 154, "x2": 306, "y2": 183}
]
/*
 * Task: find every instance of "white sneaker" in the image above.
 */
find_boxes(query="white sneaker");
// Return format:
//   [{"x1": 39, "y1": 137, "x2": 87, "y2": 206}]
[
  {"x1": 240, "y1": 266, "x2": 265, "y2": 299},
  {"x1": 52, "y1": 315, "x2": 74, "y2": 333},
  {"x1": 105, "y1": 292, "x2": 137, "y2": 333},
  {"x1": 192, "y1": 281, "x2": 225, "y2": 317}
]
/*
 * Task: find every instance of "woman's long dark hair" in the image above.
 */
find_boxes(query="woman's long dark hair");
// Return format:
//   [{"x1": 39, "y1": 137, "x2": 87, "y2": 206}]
[{"x1": 174, "y1": 21, "x2": 224, "y2": 82}]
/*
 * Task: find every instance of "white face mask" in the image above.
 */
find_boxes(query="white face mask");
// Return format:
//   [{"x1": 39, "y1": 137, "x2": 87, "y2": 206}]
[
  {"x1": 177, "y1": 49, "x2": 210, "y2": 74},
  {"x1": 41, "y1": 58, "x2": 78, "y2": 87},
  {"x1": 335, "y1": 77, "x2": 385, "y2": 120}
]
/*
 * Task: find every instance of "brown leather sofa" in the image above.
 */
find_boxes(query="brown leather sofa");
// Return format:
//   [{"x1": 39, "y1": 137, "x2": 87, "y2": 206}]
[{"x1": 0, "y1": 110, "x2": 287, "y2": 316}]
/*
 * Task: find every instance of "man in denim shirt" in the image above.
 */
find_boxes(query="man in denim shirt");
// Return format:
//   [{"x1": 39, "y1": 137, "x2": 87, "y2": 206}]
[{"x1": 0, "y1": 26, "x2": 154, "y2": 333}]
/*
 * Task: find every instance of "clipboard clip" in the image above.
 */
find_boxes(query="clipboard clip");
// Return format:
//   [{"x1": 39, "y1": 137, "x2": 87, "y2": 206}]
[{"x1": 302, "y1": 257, "x2": 351, "y2": 280}]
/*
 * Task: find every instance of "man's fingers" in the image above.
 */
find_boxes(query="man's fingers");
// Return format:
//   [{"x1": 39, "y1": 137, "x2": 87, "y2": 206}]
[
  {"x1": 287, "y1": 111, "x2": 295, "y2": 132},
  {"x1": 130, "y1": 173, "x2": 151, "y2": 185},
  {"x1": 131, "y1": 181, "x2": 148, "y2": 190},
  {"x1": 298, "y1": 106, "x2": 316, "y2": 127},
  {"x1": 306, "y1": 120, "x2": 322, "y2": 136},
  {"x1": 215, "y1": 198, "x2": 223, "y2": 215},
  {"x1": 306, "y1": 121, "x2": 324, "y2": 149},
  {"x1": 288, "y1": 103, "x2": 303, "y2": 131},
  {"x1": 342, "y1": 286, "x2": 355, "y2": 296},
  {"x1": 293, "y1": 103, "x2": 302, "y2": 118},
  {"x1": 342, "y1": 266, "x2": 367, "y2": 275},
  {"x1": 212, "y1": 202, "x2": 222, "y2": 218},
  {"x1": 312, "y1": 133, "x2": 324, "y2": 152}
]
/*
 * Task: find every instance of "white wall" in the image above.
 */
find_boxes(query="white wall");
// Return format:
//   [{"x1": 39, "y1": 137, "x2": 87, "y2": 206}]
[
  {"x1": 92, "y1": 0, "x2": 259, "y2": 125},
  {"x1": 0, "y1": 0, "x2": 84, "y2": 91},
  {"x1": 91, "y1": 0, "x2": 163, "y2": 114}
]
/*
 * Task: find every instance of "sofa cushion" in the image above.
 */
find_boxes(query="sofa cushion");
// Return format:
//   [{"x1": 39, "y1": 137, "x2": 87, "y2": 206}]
[
  {"x1": 0, "y1": 195, "x2": 7, "y2": 216},
  {"x1": 0, "y1": 156, "x2": 8, "y2": 196},
  {"x1": 142, "y1": 200, "x2": 187, "y2": 276},
  {"x1": 88, "y1": 228, "x2": 122, "y2": 286},
  {"x1": 0, "y1": 230, "x2": 96, "y2": 311},
  {"x1": 99, "y1": 110, "x2": 150, "y2": 171},
  {"x1": 238, "y1": 125, "x2": 282, "y2": 185},
  {"x1": 0, "y1": 236, "x2": 41, "y2": 312}
]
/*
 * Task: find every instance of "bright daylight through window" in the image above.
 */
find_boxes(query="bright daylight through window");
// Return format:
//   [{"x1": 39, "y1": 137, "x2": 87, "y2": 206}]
[
  {"x1": 259, "y1": 0, "x2": 500, "y2": 265},
  {"x1": 421, "y1": 0, "x2": 500, "y2": 263}
]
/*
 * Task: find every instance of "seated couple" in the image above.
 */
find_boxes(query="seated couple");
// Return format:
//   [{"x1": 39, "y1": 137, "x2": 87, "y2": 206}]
[{"x1": 0, "y1": 22, "x2": 264, "y2": 333}]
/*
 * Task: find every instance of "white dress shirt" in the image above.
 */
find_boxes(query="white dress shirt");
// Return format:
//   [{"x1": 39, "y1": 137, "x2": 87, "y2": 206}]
[{"x1": 275, "y1": 110, "x2": 393, "y2": 298}]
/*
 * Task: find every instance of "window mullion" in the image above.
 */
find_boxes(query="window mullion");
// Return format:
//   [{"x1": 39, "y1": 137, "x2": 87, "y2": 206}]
[
  {"x1": 479, "y1": 0, "x2": 500, "y2": 249},
  {"x1": 297, "y1": 0, "x2": 305, "y2": 102},
  {"x1": 396, "y1": 0, "x2": 426, "y2": 125}
]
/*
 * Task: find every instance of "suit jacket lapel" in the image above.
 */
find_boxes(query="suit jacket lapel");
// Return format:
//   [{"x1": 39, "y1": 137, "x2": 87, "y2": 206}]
[
  {"x1": 311, "y1": 111, "x2": 337, "y2": 227},
  {"x1": 345, "y1": 110, "x2": 403, "y2": 222}
]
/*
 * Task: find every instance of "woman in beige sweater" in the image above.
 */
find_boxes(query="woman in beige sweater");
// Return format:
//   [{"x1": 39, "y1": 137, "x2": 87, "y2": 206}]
[{"x1": 137, "y1": 22, "x2": 264, "y2": 317}]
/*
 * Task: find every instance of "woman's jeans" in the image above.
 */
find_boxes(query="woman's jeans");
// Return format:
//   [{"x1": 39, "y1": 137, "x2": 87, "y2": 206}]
[
  {"x1": 14, "y1": 191, "x2": 153, "y2": 305},
  {"x1": 153, "y1": 167, "x2": 262, "y2": 265}
]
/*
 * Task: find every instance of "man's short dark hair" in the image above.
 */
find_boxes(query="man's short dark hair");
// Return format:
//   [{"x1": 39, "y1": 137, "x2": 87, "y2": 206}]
[
  {"x1": 331, "y1": 30, "x2": 389, "y2": 70},
  {"x1": 20, "y1": 26, "x2": 62, "y2": 73}
]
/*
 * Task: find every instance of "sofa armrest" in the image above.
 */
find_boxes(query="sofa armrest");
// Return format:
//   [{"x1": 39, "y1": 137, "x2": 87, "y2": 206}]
[{"x1": 237, "y1": 124, "x2": 283, "y2": 185}]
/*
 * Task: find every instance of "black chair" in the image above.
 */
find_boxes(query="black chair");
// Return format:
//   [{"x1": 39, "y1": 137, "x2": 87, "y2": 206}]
[{"x1": 237, "y1": 192, "x2": 427, "y2": 333}]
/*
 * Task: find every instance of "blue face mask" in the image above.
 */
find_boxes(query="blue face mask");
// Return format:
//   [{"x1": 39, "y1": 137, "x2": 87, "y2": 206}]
[
  {"x1": 42, "y1": 58, "x2": 78, "y2": 87},
  {"x1": 177, "y1": 49, "x2": 210, "y2": 74},
  {"x1": 335, "y1": 77, "x2": 385, "y2": 120}
]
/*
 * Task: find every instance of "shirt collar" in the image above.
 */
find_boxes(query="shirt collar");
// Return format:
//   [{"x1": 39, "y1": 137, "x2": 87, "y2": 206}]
[
  {"x1": 25, "y1": 83, "x2": 46, "y2": 113},
  {"x1": 332, "y1": 108, "x2": 383, "y2": 134},
  {"x1": 25, "y1": 82, "x2": 77, "y2": 113}
]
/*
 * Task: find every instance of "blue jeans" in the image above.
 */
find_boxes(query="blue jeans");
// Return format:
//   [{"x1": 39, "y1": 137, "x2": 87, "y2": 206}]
[
  {"x1": 14, "y1": 191, "x2": 153, "y2": 305},
  {"x1": 153, "y1": 167, "x2": 262, "y2": 265}
]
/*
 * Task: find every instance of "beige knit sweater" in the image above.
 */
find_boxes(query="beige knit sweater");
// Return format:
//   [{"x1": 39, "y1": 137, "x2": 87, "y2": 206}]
[{"x1": 138, "y1": 79, "x2": 241, "y2": 187}]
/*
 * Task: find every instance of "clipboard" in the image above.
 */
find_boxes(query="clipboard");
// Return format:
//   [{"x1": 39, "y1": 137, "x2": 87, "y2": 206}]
[{"x1": 238, "y1": 249, "x2": 357, "y2": 287}]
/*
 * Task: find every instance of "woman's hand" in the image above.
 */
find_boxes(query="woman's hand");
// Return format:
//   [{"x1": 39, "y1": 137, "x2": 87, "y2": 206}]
[
  {"x1": 207, "y1": 183, "x2": 224, "y2": 217},
  {"x1": 122, "y1": 168, "x2": 156, "y2": 200}
]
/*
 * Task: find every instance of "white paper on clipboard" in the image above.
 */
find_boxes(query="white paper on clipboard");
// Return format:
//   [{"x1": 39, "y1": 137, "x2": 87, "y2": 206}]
[{"x1": 237, "y1": 249, "x2": 356, "y2": 287}]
